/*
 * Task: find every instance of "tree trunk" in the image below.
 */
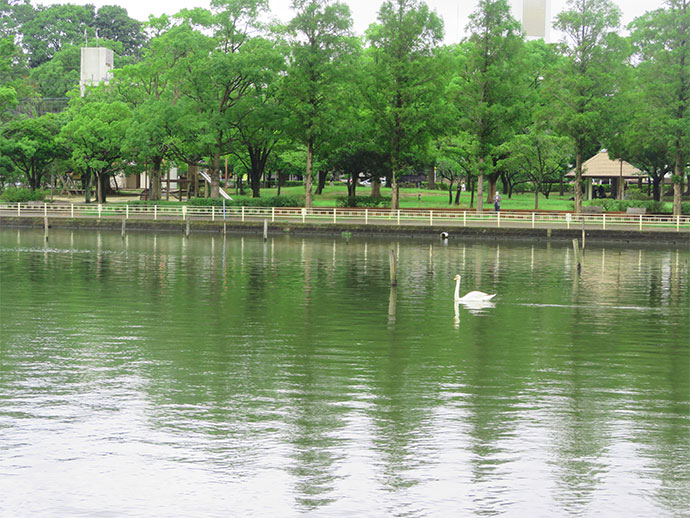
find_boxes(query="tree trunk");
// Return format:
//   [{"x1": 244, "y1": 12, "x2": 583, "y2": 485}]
[
  {"x1": 454, "y1": 182, "x2": 462, "y2": 205},
  {"x1": 673, "y1": 151, "x2": 683, "y2": 216},
  {"x1": 477, "y1": 173, "x2": 484, "y2": 213},
  {"x1": 95, "y1": 172, "x2": 103, "y2": 204},
  {"x1": 28, "y1": 167, "x2": 39, "y2": 191},
  {"x1": 305, "y1": 140, "x2": 313, "y2": 209},
  {"x1": 101, "y1": 173, "x2": 109, "y2": 203},
  {"x1": 428, "y1": 166, "x2": 436, "y2": 189},
  {"x1": 574, "y1": 147, "x2": 583, "y2": 214},
  {"x1": 534, "y1": 189, "x2": 539, "y2": 210},
  {"x1": 83, "y1": 171, "x2": 92, "y2": 203},
  {"x1": 249, "y1": 147, "x2": 264, "y2": 198},
  {"x1": 391, "y1": 171, "x2": 399, "y2": 210},
  {"x1": 371, "y1": 179, "x2": 382, "y2": 198},
  {"x1": 211, "y1": 152, "x2": 221, "y2": 199},
  {"x1": 486, "y1": 176, "x2": 496, "y2": 204},
  {"x1": 448, "y1": 179, "x2": 454, "y2": 204},
  {"x1": 150, "y1": 157, "x2": 162, "y2": 201},
  {"x1": 187, "y1": 163, "x2": 198, "y2": 200},
  {"x1": 652, "y1": 173, "x2": 661, "y2": 201},
  {"x1": 315, "y1": 169, "x2": 327, "y2": 195}
]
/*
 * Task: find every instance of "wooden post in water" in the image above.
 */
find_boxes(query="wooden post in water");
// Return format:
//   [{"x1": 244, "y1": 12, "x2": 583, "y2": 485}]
[
  {"x1": 43, "y1": 214, "x2": 49, "y2": 242},
  {"x1": 572, "y1": 238, "x2": 582, "y2": 273},
  {"x1": 263, "y1": 219, "x2": 268, "y2": 241},
  {"x1": 389, "y1": 249, "x2": 398, "y2": 287},
  {"x1": 223, "y1": 222, "x2": 227, "y2": 236},
  {"x1": 581, "y1": 219, "x2": 586, "y2": 250}
]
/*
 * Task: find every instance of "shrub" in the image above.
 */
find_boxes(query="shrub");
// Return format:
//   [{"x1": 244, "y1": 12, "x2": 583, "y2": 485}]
[
  {"x1": 0, "y1": 187, "x2": 49, "y2": 203},
  {"x1": 584, "y1": 199, "x2": 667, "y2": 213},
  {"x1": 186, "y1": 195, "x2": 304, "y2": 207},
  {"x1": 336, "y1": 196, "x2": 391, "y2": 208},
  {"x1": 625, "y1": 187, "x2": 649, "y2": 201}
]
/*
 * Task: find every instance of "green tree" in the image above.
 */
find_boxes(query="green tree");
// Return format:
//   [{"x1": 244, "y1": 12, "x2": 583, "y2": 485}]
[
  {"x1": 0, "y1": 0, "x2": 33, "y2": 41},
  {"x1": 173, "y1": 0, "x2": 270, "y2": 199},
  {"x1": 94, "y1": 5, "x2": 146, "y2": 57},
  {"x1": 282, "y1": 0, "x2": 355, "y2": 209},
  {"x1": 364, "y1": 0, "x2": 446, "y2": 210},
  {"x1": 500, "y1": 130, "x2": 571, "y2": 209},
  {"x1": 26, "y1": 44, "x2": 80, "y2": 98},
  {"x1": 0, "y1": 113, "x2": 67, "y2": 190},
  {"x1": 630, "y1": 0, "x2": 690, "y2": 215},
  {"x1": 434, "y1": 133, "x2": 479, "y2": 205},
  {"x1": 115, "y1": 16, "x2": 206, "y2": 201},
  {"x1": 455, "y1": 0, "x2": 526, "y2": 213},
  {"x1": 549, "y1": 0, "x2": 625, "y2": 214},
  {"x1": 20, "y1": 3, "x2": 95, "y2": 67},
  {"x1": 60, "y1": 97, "x2": 131, "y2": 203},
  {"x1": 230, "y1": 36, "x2": 287, "y2": 198}
]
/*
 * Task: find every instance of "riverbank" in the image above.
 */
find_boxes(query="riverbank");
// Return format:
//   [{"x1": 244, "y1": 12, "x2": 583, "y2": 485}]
[{"x1": 2, "y1": 216, "x2": 688, "y2": 245}]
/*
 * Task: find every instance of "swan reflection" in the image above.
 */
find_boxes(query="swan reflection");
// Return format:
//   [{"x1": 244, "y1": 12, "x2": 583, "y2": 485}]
[{"x1": 454, "y1": 299, "x2": 496, "y2": 326}]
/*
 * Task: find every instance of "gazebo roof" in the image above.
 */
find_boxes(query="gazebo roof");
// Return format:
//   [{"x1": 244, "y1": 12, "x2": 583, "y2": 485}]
[{"x1": 566, "y1": 150, "x2": 644, "y2": 178}]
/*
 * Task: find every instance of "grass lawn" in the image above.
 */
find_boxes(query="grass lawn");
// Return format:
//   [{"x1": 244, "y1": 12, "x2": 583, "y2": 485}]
[
  {"x1": 238, "y1": 184, "x2": 577, "y2": 211},
  {"x1": 105, "y1": 183, "x2": 678, "y2": 212}
]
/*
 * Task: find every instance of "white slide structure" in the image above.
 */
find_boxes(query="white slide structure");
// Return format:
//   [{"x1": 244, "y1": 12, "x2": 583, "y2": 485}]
[{"x1": 199, "y1": 170, "x2": 233, "y2": 200}]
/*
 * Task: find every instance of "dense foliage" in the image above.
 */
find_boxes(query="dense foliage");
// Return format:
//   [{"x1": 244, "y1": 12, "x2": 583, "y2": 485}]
[{"x1": 0, "y1": 0, "x2": 688, "y2": 214}]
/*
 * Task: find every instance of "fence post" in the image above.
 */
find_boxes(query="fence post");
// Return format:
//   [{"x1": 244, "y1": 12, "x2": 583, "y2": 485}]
[
  {"x1": 566, "y1": 213, "x2": 571, "y2": 229},
  {"x1": 430, "y1": 210, "x2": 433, "y2": 226},
  {"x1": 97, "y1": 204, "x2": 102, "y2": 219},
  {"x1": 17, "y1": 202, "x2": 20, "y2": 216},
  {"x1": 242, "y1": 206, "x2": 246, "y2": 222},
  {"x1": 602, "y1": 213, "x2": 606, "y2": 230},
  {"x1": 463, "y1": 211, "x2": 467, "y2": 227},
  {"x1": 301, "y1": 208, "x2": 305, "y2": 223},
  {"x1": 397, "y1": 210, "x2": 400, "y2": 225},
  {"x1": 365, "y1": 209, "x2": 368, "y2": 225},
  {"x1": 155, "y1": 205, "x2": 159, "y2": 221},
  {"x1": 272, "y1": 207, "x2": 275, "y2": 223},
  {"x1": 212, "y1": 206, "x2": 215, "y2": 221},
  {"x1": 532, "y1": 212, "x2": 535, "y2": 229},
  {"x1": 125, "y1": 204, "x2": 128, "y2": 220},
  {"x1": 333, "y1": 208, "x2": 336, "y2": 223},
  {"x1": 639, "y1": 214, "x2": 642, "y2": 231},
  {"x1": 677, "y1": 215, "x2": 680, "y2": 232},
  {"x1": 497, "y1": 212, "x2": 500, "y2": 228}
]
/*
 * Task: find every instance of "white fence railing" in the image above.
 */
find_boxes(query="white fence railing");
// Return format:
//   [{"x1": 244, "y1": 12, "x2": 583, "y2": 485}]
[{"x1": 1, "y1": 202, "x2": 689, "y2": 232}]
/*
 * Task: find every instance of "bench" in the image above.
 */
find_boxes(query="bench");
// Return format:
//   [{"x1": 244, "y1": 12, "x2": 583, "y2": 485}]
[
  {"x1": 626, "y1": 207, "x2": 646, "y2": 215},
  {"x1": 582, "y1": 205, "x2": 603, "y2": 213}
]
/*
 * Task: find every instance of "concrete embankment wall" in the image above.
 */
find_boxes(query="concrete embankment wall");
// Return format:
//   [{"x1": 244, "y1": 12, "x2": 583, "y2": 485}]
[{"x1": 1, "y1": 216, "x2": 688, "y2": 245}]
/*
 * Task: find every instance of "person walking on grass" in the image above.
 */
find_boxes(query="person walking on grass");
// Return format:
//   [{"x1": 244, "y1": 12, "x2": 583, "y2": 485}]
[{"x1": 494, "y1": 191, "x2": 501, "y2": 212}]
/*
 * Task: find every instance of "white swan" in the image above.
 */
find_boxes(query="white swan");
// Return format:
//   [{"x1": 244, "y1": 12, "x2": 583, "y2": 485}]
[{"x1": 454, "y1": 274, "x2": 496, "y2": 302}]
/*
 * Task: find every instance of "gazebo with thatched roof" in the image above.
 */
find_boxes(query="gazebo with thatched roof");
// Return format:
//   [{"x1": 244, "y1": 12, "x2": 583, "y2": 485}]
[{"x1": 566, "y1": 150, "x2": 644, "y2": 200}]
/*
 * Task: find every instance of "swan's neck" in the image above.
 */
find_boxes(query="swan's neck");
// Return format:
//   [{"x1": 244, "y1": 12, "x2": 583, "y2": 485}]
[{"x1": 454, "y1": 277, "x2": 461, "y2": 300}]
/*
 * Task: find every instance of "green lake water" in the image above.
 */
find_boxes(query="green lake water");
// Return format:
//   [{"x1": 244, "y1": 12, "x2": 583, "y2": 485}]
[{"x1": 0, "y1": 228, "x2": 688, "y2": 517}]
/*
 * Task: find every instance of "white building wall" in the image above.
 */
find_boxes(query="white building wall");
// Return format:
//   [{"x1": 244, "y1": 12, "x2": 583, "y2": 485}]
[
  {"x1": 517, "y1": 0, "x2": 551, "y2": 42},
  {"x1": 80, "y1": 47, "x2": 114, "y2": 96}
]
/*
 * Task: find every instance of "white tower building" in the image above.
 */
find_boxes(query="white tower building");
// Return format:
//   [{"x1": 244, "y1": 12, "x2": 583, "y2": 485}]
[
  {"x1": 79, "y1": 47, "x2": 113, "y2": 96},
  {"x1": 518, "y1": 0, "x2": 551, "y2": 42}
]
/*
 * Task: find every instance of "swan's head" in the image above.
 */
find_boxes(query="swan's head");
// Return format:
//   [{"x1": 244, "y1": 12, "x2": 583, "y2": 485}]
[{"x1": 454, "y1": 274, "x2": 461, "y2": 281}]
